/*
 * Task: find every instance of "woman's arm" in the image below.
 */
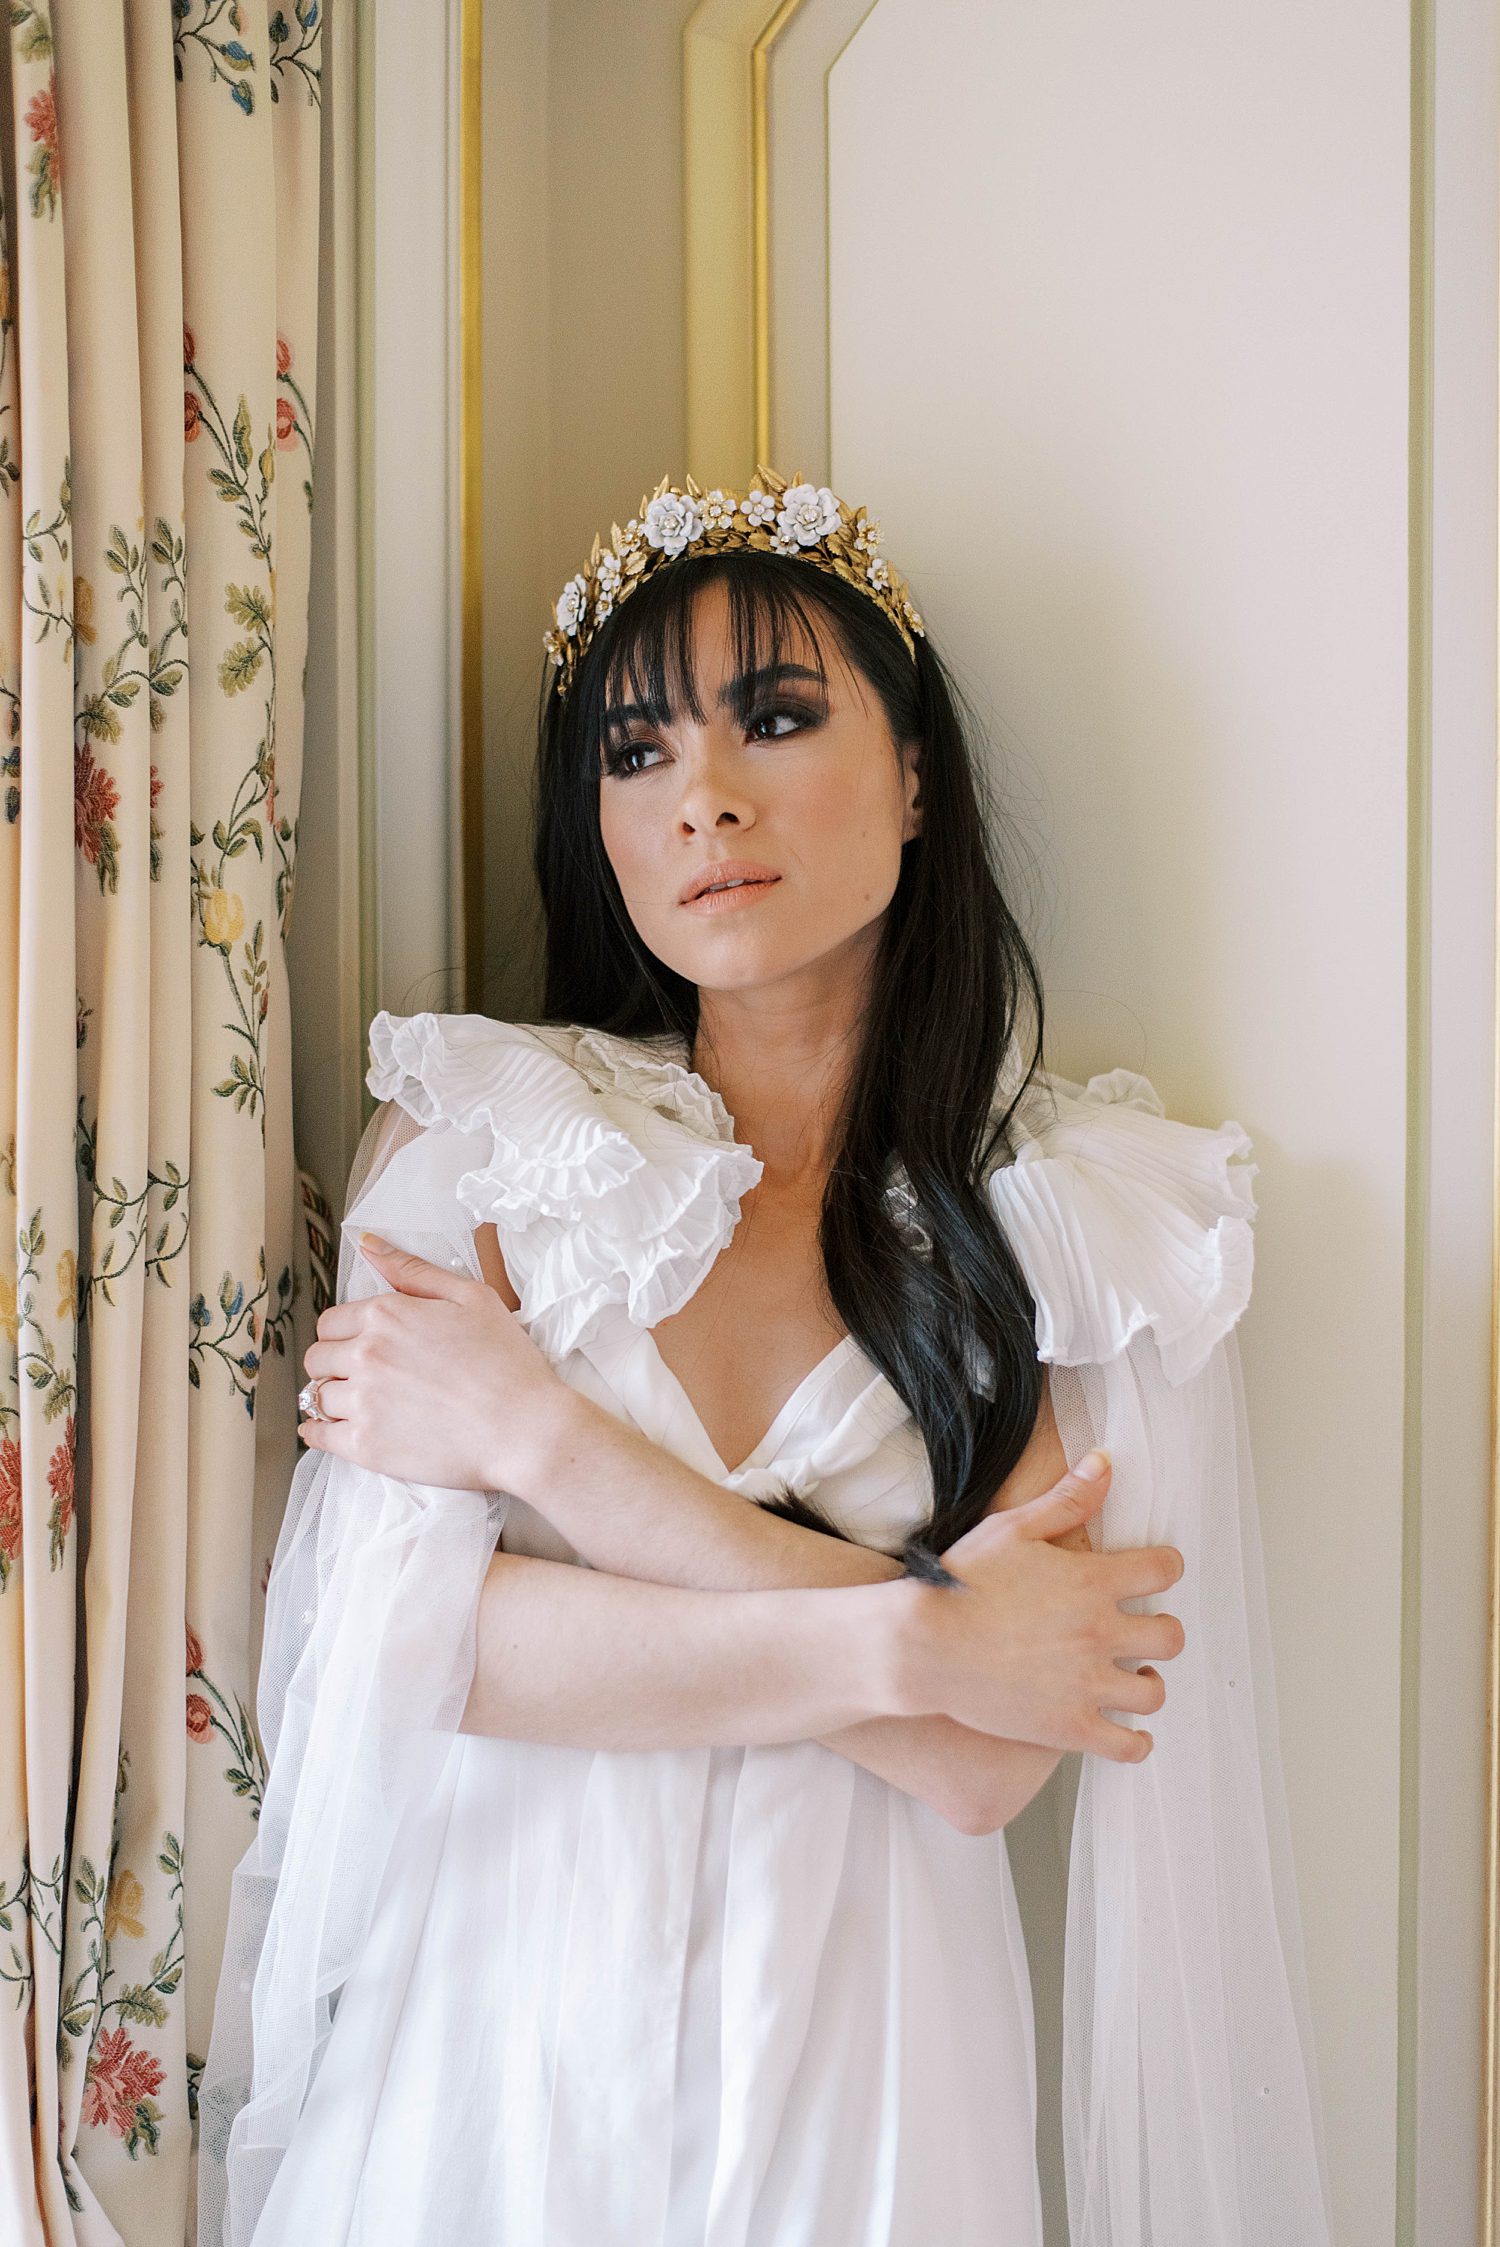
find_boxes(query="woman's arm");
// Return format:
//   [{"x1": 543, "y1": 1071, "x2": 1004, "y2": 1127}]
[
  {"x1": 518, "y1": 1359, "x2": 1074, "y2": 1832},
  {"x1": 460, "y1": 1456, "x2": 1156, "y2": 1780},
  {"x1": 305, "y1": 1235, "x2": 1174, "y2": 1824},
  {"x1": 460, "y1": 1556, "x2": 904, "y2": 1748}
]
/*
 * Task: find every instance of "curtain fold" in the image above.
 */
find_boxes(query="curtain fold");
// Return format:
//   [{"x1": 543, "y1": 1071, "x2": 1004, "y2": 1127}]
[{"x1": 0, "y1": 7, "x2": 325, "y2": 2240}]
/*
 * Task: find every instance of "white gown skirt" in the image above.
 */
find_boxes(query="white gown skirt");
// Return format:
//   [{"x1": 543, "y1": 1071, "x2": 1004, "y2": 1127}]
[{"x1": 254, "y1": 1720, "x2": 1046, "y2": 2247}]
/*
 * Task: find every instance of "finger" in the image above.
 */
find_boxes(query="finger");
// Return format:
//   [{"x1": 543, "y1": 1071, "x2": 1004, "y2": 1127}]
[
  {"x1": 301, "y1": 1338, "x2": 360, "y2": 1380},
  {"x1": 357, "y1": 1233, "x2": 472, "y2": 1302},
  {"x1": 298, "y1": 1414, "x2": 358, "y2": 1459},
  {"x1": 1099, "y1": 1660, "x2": 1168, "y2": 1717},
  {"x1": 299, "y1": 1373, "x2": 353, "y2": 1422},
  {"x1": 315, "y1": 1301, "x2": 367, "y2": 1341},
  {"x1": 1009, "y1": 1450, "x2": 1111, "y2": 1538},
  {"x1": 1082, "y1": 1712, "x2": 1154, "y2": 1762},
  {"x1": 1100, "y1": 1543, "x2": 1185, "y2": 1600},
  {"x1": 1113, "y1": 1610, "x2": 1186, "y2": 1663}
]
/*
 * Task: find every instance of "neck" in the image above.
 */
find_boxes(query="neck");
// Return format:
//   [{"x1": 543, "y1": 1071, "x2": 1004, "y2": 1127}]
[{"x1": 690, "y1": 946, "x2": 875, "y2": 1180}]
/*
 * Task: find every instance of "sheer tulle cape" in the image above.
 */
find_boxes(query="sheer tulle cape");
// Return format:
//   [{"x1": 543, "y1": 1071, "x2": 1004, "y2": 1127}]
[{"x1": 195, "y1": 1017, "x2": 1335, "y2": 2247}]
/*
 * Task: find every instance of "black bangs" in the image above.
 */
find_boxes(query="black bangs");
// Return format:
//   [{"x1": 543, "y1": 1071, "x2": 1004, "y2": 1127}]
[{"x1": 584, "y1": 550, "x2": 844, "y2": 767}]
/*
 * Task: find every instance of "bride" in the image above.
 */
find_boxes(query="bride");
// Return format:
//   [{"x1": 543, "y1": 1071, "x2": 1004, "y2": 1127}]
[{"x1": 196, "y1": 469, "x2": 1333, "y2": 2245}]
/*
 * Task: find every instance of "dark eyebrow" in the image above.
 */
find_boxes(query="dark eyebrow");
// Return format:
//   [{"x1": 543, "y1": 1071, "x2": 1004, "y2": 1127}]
[{"x1": 601, "y1": 662, "x2": 827, "y2": 735}]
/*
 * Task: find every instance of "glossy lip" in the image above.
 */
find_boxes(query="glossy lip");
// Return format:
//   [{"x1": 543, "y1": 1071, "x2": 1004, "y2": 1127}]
[{"x1": 677, "y1": 858, "x2": 783, "y2": 907}]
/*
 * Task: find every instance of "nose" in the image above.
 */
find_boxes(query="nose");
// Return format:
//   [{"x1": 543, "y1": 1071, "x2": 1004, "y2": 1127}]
[{"x1": 673, "y1": 739, "x2": 756, "y2": 837}]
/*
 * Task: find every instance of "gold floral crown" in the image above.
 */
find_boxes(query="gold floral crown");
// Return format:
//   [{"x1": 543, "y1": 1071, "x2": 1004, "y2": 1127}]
[{"x1": 542, "y1": 464, "x2": 926, "y2": 702}]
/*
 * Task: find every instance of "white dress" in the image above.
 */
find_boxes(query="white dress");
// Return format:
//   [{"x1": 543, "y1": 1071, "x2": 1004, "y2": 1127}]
[{"x1": 196, "y1": 1014, "x2": 1336, "y2": 2247}]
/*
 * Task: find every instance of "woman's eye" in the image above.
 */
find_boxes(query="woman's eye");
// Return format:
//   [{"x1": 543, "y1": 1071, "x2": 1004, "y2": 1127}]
[
  {"x1": 603, "y1": 740, "x2": 664, "y2": 778},
  {"x1": 747, "y1": 702, "x2": 818, "y2": 741}
]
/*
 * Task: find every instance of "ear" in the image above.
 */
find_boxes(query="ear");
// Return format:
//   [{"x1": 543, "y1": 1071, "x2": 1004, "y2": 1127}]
[{"x1": 900, "y1": 737, "x2": 924, "y2": 843}]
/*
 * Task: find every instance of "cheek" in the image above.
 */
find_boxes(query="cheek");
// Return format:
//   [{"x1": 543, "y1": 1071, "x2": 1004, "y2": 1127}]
[
  {"x1": 598, "y1": 791, "x2": 655, "y2": 905},
  {"x1": 798, "y1": 757, "x2": 906, "y2": 909}
]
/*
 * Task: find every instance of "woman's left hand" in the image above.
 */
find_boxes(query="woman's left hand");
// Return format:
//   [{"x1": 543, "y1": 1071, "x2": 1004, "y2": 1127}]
[{"x1": 297, "y1": 1232, "x2": 571, "y2": 1496}]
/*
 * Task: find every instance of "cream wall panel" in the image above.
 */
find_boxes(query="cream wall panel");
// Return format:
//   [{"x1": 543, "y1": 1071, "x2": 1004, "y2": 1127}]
[
  {"x1": 1420, "y1": 0, "x2": 1497, "y2": 2232},
  {"x1": 366, "y1": 0, "x2": 463, "y2": 1019},
  {"x1": 828, "y1": 5, "x2": 1410, "y2": 2240},
  {"x1": 765, "y1": 0, "x2": 874, "y2": 479}
]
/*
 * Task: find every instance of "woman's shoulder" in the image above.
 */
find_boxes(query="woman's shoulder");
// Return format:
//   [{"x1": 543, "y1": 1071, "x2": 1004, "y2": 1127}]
[
  {"x1": 365, "y1": 1008, "x2": 727, "y2": 1144},
  {"x1": 358, "y1": 1009, "x2": 761, "y2": 1360},
  {"x1": 985, "y1": 1060, "x2": 1259, "y2": 1384}
]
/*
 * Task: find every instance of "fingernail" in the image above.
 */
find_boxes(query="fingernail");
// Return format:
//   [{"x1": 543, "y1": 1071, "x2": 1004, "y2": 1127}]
[
  {"x1": 359, "y1": 1231, "x2": 390, "y2": 1252},
  {"x1": 1075, "y1": 1449, "x2": 1109, "y2": 1481}
]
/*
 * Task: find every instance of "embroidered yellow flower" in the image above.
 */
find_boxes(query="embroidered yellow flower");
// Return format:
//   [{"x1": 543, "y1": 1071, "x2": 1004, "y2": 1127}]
[
  {"x1": 54, "y1": 1248, "x2": 74, "y2": 1322},
  {"x1": 104, "y1": 1867, "x2": 145, "y2": 1944},
  {"x1": 201, "y1": 888, "x2": 245, "y2": 951}
]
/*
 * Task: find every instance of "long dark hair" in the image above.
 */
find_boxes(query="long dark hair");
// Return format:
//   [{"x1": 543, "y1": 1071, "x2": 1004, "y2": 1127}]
[{"x1": 532, "y1": 545, "x2": 1047, "y2": 1581}]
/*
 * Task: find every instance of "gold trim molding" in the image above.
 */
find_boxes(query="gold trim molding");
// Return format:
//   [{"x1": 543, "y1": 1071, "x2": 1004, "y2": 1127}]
[
  {"x1": 459, "y1": 0, "x2": 484, "y2": 1008},
  {"x1": 683, "y1": 0, "x2": 811, "y2": 485}
]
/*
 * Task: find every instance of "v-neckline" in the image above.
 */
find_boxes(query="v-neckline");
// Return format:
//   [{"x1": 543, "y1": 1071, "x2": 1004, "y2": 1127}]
[
  {"x1": 594, "y1": 1026, "x2": 861, "y2": 1475},
  {"x1": 641, "y1": 1327, "x2": 858, "y2": 1479}
]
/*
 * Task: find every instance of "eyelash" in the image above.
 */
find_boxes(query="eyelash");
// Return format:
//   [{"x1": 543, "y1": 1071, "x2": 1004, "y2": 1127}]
[{"x1": 602, "y1": 700, "x2": 822, "y2": 780}]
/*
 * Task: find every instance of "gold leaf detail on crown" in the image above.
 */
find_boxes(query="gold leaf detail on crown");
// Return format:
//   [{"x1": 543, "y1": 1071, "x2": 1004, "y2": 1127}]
[{"x1": 542, "y1": 464, "x2": 926, "y2": 701}]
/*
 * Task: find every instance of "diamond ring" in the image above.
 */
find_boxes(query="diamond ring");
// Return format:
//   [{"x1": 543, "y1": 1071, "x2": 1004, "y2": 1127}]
[{"x1": 298, "y1": 1376, "x2": 329, "y2": 1422}]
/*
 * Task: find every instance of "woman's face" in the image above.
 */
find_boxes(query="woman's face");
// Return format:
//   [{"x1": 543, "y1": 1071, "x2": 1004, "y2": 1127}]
[{"x1": 596, "y1": 574, "x2": 922, "y2": 1002}]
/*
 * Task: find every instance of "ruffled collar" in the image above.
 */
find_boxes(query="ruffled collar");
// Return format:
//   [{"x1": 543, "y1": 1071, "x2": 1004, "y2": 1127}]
[{"x1": 366, "y1": 1012, "x2": 1258, "y2": 1390}]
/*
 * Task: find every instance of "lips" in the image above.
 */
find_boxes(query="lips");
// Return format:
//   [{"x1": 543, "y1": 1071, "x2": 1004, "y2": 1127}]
[{"x1": 678, "y1": 859, "x2": 782, "y2": 905}]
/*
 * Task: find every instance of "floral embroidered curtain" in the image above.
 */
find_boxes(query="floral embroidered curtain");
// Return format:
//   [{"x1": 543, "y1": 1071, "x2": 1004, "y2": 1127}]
[{"x1": 0, "y1": 7, "x2": 326, "y2": 2242}]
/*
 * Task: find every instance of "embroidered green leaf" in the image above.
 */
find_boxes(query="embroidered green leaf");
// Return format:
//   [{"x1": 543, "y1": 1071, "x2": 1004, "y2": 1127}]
[
  {"x1": 115, "y1": 1985, "x2": 167, "y2": 2027},
  {"x1": 217, "y1": 640, "x2": 263, "y2": 695},
  {"x1": 225, "y1": 583, "x2": 270, "y2": 632},
  {"x1": 11, "y1": 4, "x2": 52, "y2": 61},
  {"x1": 232, "y1": 397, "x2": 253, "y2": 475}
]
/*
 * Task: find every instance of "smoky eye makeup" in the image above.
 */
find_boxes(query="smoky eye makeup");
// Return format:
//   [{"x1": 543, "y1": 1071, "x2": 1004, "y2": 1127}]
[{"x1": 598, "y1": 693, "x2": 829, "y2": 780}]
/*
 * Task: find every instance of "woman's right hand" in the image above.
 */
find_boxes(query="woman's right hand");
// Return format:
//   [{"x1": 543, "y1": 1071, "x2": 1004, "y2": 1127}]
[{"x1": 890, "y1": 1452, "x2": 1186, "y2": 1762}]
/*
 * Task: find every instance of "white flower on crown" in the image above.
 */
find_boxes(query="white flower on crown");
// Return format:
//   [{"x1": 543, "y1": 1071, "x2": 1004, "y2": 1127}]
[
  {"x1": 555, "y1": 573, "x2": 589, "y2": 638},
  {"x1": 770, "y1": 528, "x2": 801, "y2": 556},
  {"x1": 777, "y1": 482, "x2": 842, "y2": 548},
  {"x1": 597, "y1": 549, "x2": 622, "y2": 592},
  {"x1": 853, "y1": 512, "x2": 883, "y2": 555},
  {"x1": 643, "y1": 490, "x2": 705, "y2": 556},
  {"x1": 866, "y1": 555, "x2": 891, "y2": 589},
  {"x1": 702, "y1": 489, "x2": 737, "y2": 532},
  {"x1": 742, "y1": 487, "x2": 777, "y2": 529}
]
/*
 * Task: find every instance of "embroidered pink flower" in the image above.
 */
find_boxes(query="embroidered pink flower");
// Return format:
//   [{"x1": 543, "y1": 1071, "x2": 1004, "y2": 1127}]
[
  {"x1": 149, "y1": 764, "x2": 163, "y2": 810},
  {"x1": 184, "y1": 390, "x2": 200, "y2": 442},
  {"x1": 25, "y1": 76, "x2": 58, "y2": 182},
  {"x1": 275, "y1": 396, "x2": 297, "y2": 448},
  {"x1": 276, "y1": 333, "x2": 292, "y2": 377},
  {"x1": 46, "y1": 1416, "x2": 74, "y2": 1546},
  {"x1": 0, "y1": 1436, "x2": 20, "y2": 1567},
  {"x1": 186, "y1": 1622, "x2": 203, "y2": 1676},
  {"x1": 82, "y1": 2026, "x2": 164, "y2": 2139},
  {"x1": 186, "y1": 1692, "x2": 213, "y2": 1743},
  {"x1": 183, "y1": 324, "x2": 196, "y2": 368},
  {"x1": 74, "y1": 745, "x2": 119, "y2": 865}
]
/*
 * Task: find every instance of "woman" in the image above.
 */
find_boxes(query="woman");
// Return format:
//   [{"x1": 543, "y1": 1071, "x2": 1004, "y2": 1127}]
[{"x1": 196, "y1": 470, "x2": 1333, "y2": 2245}]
